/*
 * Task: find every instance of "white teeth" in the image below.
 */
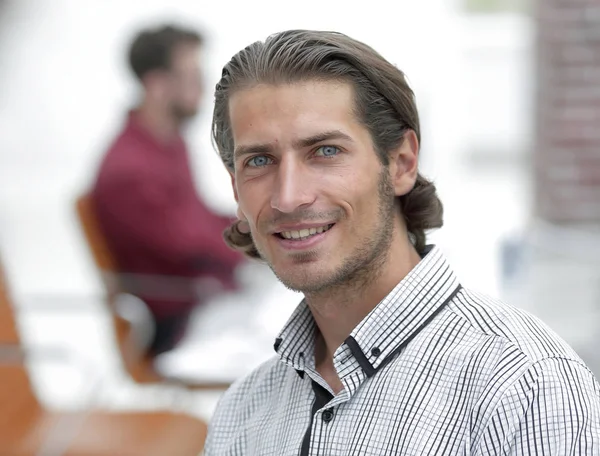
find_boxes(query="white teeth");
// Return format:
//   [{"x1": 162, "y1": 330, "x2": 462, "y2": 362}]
[{"x1": 280, "y1": 225, "x2": 332, "y2": 240}]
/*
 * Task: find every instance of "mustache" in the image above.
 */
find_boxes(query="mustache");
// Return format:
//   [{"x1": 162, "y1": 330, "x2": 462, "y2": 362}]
[{"x1": 260, "y1": 209, "x2": 344, "y2": 231}]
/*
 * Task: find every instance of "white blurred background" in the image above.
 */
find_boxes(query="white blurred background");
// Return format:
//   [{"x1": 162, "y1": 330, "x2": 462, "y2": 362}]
[{"x1": 1, "y1": 0, "x2": 598, "y2": 422}]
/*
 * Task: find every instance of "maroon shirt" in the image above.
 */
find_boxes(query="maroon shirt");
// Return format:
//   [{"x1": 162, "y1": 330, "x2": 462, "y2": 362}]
[{"x1": 91, "y1": 112, "x2": 243, "y2": 318}]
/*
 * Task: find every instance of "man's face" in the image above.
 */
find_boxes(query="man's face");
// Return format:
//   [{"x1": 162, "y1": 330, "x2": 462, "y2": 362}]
[
  {"x1": 229, "y1": 80, "x2": 399, "y2": 294},
  {"x1": 167, "y1": 43, "x2": 203, "y2": 120}
]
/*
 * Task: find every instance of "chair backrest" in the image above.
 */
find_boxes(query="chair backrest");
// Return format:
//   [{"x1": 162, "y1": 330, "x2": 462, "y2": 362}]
[
  {"x1": 75, "y1": 194, "x2": 162, "y2": 384},
  {"x1": 0, "y1": 257, "x2": 43, "y2": 428},
  {"x1": 75, "y1": 194, "x2": 119, "y2": 296},
  {"x1": 0, "y1": 260, "x2": 20, "y2": 345}
]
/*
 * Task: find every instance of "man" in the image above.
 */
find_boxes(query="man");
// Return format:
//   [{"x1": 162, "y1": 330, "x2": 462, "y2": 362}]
[
  {"x1": 91, "y1": 25, "x2": 244, "y2": 356},
  {"x1": 204, "y1": 30, "x2": 600, "y2": 455}
]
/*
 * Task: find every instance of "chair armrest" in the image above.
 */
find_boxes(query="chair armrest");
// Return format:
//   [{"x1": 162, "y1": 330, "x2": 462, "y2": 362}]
[
  {"x1": 0, "y1": 343, "x2": 107, "y2": 456},
  {"x1": 13, "y1": 292, "x2": 155, "y2": 371},
  {"x1": 0, "y1": 342, "x2": 105, "y2": 406},
  {"x1": 104, "y1": 271, "x2": 229, "y2": 301},
  {"x1": 112, "y1": 293, "x2": 156, "y2": 354},
  {"x1": 166, "y1": 376, "x2": 231, "y2": 391}
]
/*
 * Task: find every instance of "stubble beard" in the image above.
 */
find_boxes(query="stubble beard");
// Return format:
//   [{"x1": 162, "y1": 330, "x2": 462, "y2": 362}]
[
  {"x1": 267, "y1": 170, "x2": 397, "y2": 298},
  {"x1": 171, "y1": 102, "x2": 198, "y2": 124}
]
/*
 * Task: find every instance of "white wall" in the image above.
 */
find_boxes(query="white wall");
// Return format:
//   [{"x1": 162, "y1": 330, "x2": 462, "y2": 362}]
[
  {"x1": 0, "y1": 0, "x2": 542, "y2": 410},
  {"x1": 0, "y1": 0, "x2": 531, "y2": 300}
]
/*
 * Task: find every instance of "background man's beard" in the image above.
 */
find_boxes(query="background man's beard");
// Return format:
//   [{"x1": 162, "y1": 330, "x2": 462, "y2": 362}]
[{"x1": 171, "y1": 104, "x2": 197, "y2": 123}]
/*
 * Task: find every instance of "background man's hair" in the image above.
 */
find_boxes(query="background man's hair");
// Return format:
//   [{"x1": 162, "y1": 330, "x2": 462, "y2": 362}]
[
  {"x1": 212, "y1": 30, "x2": 443, "y2": 257},
  {"x1": 128, "y1": 24, "x2": 202, "y2": 81}
]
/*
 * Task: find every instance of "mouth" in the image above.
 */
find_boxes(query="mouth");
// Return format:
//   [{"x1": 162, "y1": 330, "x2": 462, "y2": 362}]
[{"x1": 275, "y1": 224, "x2": 335, "y2": 241}]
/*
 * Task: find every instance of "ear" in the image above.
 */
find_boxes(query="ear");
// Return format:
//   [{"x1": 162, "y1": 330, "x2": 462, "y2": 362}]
[
  {"x1": 388, "y1": 130, "x2": 419, "y2": 196},
  {"x1": 143, "y1": 70, "x2": 163, "y2": 90},
  {"x1": 143, "y1": 70, "x2": 171, "y2": 101}
]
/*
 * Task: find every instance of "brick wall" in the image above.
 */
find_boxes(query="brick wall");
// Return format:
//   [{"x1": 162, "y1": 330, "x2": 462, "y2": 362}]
[{"x1": 534, "y1": 0, "x2": 600, "y2": 224}]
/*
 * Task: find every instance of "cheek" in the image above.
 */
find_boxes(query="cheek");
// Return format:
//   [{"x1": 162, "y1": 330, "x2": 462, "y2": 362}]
[
  {"x1": 344, "y1": 174, "x2": 382, "y2": 223},
  {"x1": 235, "y1": 205, "x2": 246, "y2": 221},
  {"x1": 236, "y1": 198, "x2": 252, "y2": 224},
  {"x1": 235, "y1": 184, "x2": 262, "y2": 226},
  {"x1": 184, "y1": 89, "x2": 201, "y2": 105},
  {"x1": 235, "y1": 170, "x2": 277, "y2": 213},
  {"x1": 174, "y1": 83, "x2": 199, "y2": 103}
]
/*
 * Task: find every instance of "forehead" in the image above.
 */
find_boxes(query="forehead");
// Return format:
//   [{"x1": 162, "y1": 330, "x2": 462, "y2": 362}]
[{"x1": 228, "y1": 81, "x2": 361, "y2": 145}]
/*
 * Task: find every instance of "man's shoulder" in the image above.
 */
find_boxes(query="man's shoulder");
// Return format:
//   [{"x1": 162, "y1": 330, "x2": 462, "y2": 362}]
[
  {"x1": 218, "y1": 355, "x2": 290, "y2": 408},
  {"x1": 99, "y1": 127, "x2": 148, "y2": 169},
  {"x1": 443, "y1": 288, "x2": 600, "y2": 441},
  {"x1": 447, "y1": 287, "x2": 582, "y2": 365},
  {"x1": 207, "y1": 355, "x2": 293, "y2": 439},
  {"x1": 93, "y1": 131, "x2": 158, "y2": 193}
]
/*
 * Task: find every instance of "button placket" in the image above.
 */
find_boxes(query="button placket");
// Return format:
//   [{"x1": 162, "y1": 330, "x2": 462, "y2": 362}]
[{"x1": 321, "y1": 408, "x2": 334, "y2": 423}]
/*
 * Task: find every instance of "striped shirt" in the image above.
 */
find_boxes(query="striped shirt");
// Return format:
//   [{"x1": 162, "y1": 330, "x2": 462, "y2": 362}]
[{"x1": 205, "y1": 245, "x2": 600, "y2": 455}]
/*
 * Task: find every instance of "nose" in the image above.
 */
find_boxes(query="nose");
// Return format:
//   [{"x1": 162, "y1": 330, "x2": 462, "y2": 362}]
[{"x1": 270, "y1": 155, "x2": 316, "y2": 213}]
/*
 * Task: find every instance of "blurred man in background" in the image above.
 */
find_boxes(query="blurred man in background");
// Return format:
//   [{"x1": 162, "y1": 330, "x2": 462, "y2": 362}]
[{"x1": 91, "y1": 24, "x2": 244, "y2": 356}]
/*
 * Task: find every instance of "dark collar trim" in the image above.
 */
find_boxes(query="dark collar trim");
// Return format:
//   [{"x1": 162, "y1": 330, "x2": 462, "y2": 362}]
[
  {"x1": 345, "y1": 336, "x2": 376, "y2": 377},
  {"x1": 378, "y1": 284, "x2": 463, "y2": 374},
  {"x1": 345, "y1": 284, "x2": 463, "y2": 378}
]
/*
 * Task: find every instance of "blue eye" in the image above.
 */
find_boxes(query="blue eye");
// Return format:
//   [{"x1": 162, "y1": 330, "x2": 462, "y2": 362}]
[
  {"x1": 315, "y1": 145, "x2": 340, "y2": 157},
  {"x1": 247, "y1": 155, "x2": 272, "y2": 167}
]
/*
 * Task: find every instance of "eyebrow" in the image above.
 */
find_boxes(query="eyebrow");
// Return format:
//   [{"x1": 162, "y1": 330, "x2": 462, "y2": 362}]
[{"x1": 233, "y1": 130, "x2": 354, "y2": 160}]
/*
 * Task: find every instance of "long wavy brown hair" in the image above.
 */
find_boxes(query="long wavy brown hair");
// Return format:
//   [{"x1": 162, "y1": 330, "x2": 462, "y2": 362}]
[{"x1": 212, "y1": 30, "x2": 443, "y2": 259}]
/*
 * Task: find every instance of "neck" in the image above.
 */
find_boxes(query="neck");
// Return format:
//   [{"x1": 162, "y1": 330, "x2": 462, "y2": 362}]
[
  {"x1": 308, "y1": 231, "x2": 422, "y2": 363},
  {"x1": 135, "y1": 100, "x2": 180, "y2": 143}
]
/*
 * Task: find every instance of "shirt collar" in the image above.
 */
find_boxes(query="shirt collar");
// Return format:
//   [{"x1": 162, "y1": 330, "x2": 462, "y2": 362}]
[{"x1": 274, "y1": 245, "x2": 462, "y2": 378}]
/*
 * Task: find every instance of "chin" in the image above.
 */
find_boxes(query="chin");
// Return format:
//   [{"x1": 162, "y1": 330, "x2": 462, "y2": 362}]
[
  {"x1": 274, "y1": 269, "x2": 332, "y2": 294},
  {"x1": 265, "y1": 249, "x2": 334, "y2": 290}
]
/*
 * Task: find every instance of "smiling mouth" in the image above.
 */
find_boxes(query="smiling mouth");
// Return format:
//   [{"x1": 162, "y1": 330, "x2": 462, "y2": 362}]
[{"x1": 276, "y1": 224, "x2": 334, "y2": 241}]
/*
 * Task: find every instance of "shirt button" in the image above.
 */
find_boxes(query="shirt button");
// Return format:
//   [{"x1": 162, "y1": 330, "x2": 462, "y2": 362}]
[{"x1": 322, "y1": 408, "x2": 334, "y2": 423}]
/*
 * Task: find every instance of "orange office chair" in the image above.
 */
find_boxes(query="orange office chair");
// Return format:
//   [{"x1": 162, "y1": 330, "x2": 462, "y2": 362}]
[
  {"x1": 0, "y1": 255, "x2": 208, "y2": 456},
  {"x1": 75, "y1": 193, "x2": 231, "y2": 389}
]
